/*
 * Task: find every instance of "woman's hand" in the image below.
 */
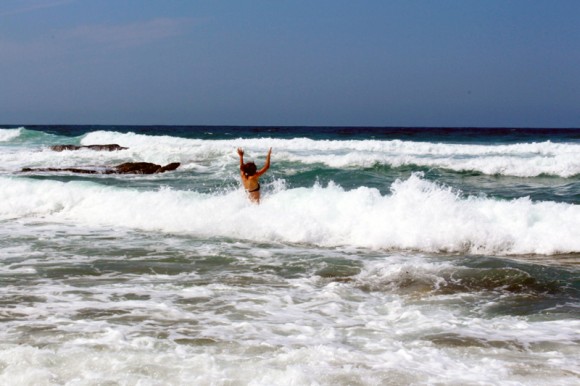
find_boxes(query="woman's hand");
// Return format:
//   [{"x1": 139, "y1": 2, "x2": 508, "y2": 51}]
[{"x1": 237, "y1": 148, "x2": 244, "y2": 157}]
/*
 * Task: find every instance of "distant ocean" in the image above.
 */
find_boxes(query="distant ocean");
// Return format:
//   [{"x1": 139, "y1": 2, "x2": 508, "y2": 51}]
[{"x1": 1, "y1": 125, "x2": 579, "y2": 385}]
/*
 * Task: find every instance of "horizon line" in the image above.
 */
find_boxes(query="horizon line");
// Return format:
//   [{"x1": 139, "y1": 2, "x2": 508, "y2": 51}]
[{"x1": 3, "y1": 123, "x2": 579, "y2": 130}]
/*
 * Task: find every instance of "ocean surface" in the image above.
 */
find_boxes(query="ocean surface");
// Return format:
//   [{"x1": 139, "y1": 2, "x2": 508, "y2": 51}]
[{"x1": 0, "y1": 125, "x2": 579, "y2": 385}]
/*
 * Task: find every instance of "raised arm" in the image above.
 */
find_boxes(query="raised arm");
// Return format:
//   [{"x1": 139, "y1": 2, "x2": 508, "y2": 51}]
[
  {"x1": 237, "y1": 148, "x2": 244, "y2": 171},
  {"x1": 255, "y1": 147, "x2": 272, "y2": 177}
]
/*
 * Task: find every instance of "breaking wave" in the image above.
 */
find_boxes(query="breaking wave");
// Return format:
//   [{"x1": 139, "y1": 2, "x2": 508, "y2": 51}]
[{"x1": 2, "y1": 173, "x2": 578, "y2": 255}]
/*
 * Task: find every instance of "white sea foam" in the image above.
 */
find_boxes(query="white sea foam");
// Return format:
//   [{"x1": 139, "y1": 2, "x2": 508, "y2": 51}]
[
  {"x1": 2, "y1": 174, "x2": 578, "y2": 255},
  {"x1": 2, "y1": 129, "x2": 579, "y2": 386},
  {"x1": 0, "y1": 127, "x2": 23, "y2": 142},
  {"x1": 81, "y1": 130, "x2": 580, "y2": 177},
  {"x1": 1, "y1": 129, "x2": 578, "y2": 177},
  {"x1": 0, "y1": 247, "x2": 577, "y2": 385}
]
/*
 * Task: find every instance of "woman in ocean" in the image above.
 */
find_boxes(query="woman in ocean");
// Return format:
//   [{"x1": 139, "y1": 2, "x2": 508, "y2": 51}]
[{"x1": 237, "y1": 147, "x2": 272, "y2": 203}]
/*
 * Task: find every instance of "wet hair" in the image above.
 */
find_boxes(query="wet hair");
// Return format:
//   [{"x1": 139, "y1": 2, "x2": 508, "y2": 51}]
[{"x1": 242, "y1": 162, "x2": 257, "y2": 176}]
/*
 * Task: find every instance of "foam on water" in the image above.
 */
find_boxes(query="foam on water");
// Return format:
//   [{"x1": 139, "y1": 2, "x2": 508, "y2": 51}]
[
  {"x1": 1, "y1": 128, "x2": 578, "y2": 384},
  {"x1": 0, "y1": 127, "x2": 23, "y2": 142},
  {"x1": 2, "y1": 173, "x2": 578, "y2": 255},
  {"x1": 2, "y1": 129, "x2": 578, "y2": 178},
  {"x1": 79, "y1": 130, "x2": 580, "y2": 177},
  {"x1": 0, "y1": 238, "x2": 577, "y2": 385}
]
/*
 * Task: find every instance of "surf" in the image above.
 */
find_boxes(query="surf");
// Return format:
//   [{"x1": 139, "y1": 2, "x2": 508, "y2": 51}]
[
  {"x1": 0, "y1": 127, "x2": 24, "y2": 142},
  {"x1": 3, "y1": 129, "x2": 579, "y2": 178},
  {"x1": 83, "y1": 130, "x2": 580, "y2": 178},
  {"x1": 2, "y1": 173, "x2": 578, "y2": 255}
]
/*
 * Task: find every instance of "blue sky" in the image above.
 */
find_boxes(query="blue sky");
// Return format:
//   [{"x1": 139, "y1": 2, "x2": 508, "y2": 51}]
[{"x1": 1, "y1": 0, "x2": 579, "y2": 127}]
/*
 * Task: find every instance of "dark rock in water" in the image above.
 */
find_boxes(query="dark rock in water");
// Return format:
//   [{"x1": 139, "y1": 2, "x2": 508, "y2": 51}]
[
  {"x1": 157, "y1": 162, "x2": 181, "y2": 173},
  {"x1": 113, "y1": 162, "x2": 181, "y2": 174},
  {"x1": 50, "y1": 144, "x2": 128, "y2": 151},
  {"x1": 21, "y1": 162, "x2": 180, "y2": 175},
  {"x1": 114, "y1": 162, "x2": 160, "y2": 174},
  {"x1": 21, "y1": 167, "x2": 98, "y2": 174}
]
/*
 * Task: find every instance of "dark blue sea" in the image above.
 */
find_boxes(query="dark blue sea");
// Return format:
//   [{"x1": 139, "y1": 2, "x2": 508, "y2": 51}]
[{"x1": 1, "y1": 125, "x2": 579, "y2": 385}]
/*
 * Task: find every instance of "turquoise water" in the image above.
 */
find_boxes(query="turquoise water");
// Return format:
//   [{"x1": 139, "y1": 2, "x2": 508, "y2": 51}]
[{"x1": 0, "y1": 126, "x2": 578, "y2": 385}]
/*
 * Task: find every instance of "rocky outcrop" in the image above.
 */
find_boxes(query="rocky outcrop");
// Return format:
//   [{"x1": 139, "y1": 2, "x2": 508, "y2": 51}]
[
  {"x1": 50, "y1": 144, "x2": 128, "y2": 151},
  {"x1": 21, "y1": 167, "x2": 99, "y2": 174},
  {"x1": 113, "y1": 162, "x2": 181, "y2": 174},
  {"x1": 22, "y1": 162, "x2": 180, "y2": 174}
]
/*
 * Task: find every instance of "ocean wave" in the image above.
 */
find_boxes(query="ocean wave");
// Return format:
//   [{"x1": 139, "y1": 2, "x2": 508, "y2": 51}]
[
  {"x1": 4, "y1": 129, "x2": 578, "y2": 177},
  {"x1": 355, "y1": 258, "x2": 568, "y2": 296},
  {"x1": 79, "y1": 130, "x2": 580, "y2": 178},
  {"x1": 2, "y1": 174, "x2": 578, "y2": 255},
  {"x1": 0, "y1": 128, "x2": 23, "y2": 142}
]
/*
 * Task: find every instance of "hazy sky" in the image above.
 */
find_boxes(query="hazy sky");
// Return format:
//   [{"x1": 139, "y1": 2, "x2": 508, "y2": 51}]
[{"x1": 1, "y1": 0, "x2": 579, "y2": 127}]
